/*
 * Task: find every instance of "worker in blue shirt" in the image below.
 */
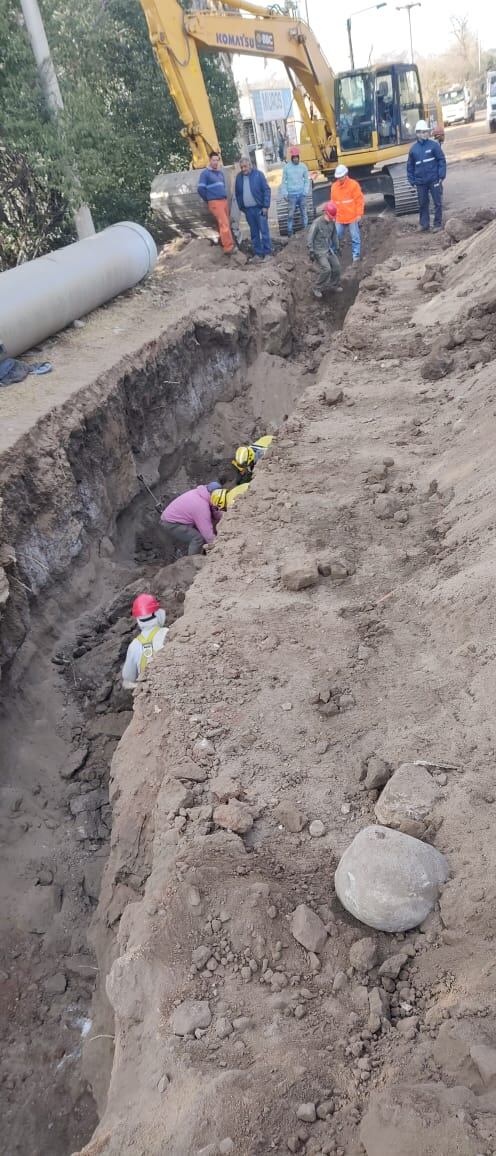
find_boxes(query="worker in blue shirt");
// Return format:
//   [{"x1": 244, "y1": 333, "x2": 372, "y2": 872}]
[
  {"x1": 235, "y1": 157, "x2": 272, "y2": 259},
  {"x1": 407, "y1": 120, "x2": 447, "y2": 233}
]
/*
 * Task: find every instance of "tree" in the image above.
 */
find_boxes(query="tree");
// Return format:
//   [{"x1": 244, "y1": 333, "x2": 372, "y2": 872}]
[{"x1": 0, "y1": 0, "x2": 240, "y2": 266}]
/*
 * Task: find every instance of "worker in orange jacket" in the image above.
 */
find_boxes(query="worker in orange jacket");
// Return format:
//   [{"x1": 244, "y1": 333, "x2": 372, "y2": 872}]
[{"x1": 331, "y1": 164, "x2": 365, "y2": 263}]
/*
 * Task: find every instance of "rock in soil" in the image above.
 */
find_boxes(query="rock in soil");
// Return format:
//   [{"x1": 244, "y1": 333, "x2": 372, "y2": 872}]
[
  {"x1": 213, "y1": 800, "x2": 254, "y2": 834},
  {"x1": 364, "y1": 756, "x2": 391, "y2": 791},
  {"x1": 349, "y1": 936, "x2": 379, "y2": 973},
  {"x1": 378, "y1": 951, "x2": 409, "y2": 979},
  {"x1": 374, "y1": 762, "x2": 441, "y2": 836},
  {"x1": 171, "y1": 1000, "x2": 212, "y2": 1036},
  {"x1": 291, "y1": 904, "x2": 328, "y2": 953},
  {"x1": 334, "y1": 825, "x2": 448, "y2": 932},
  {"x1": 281, "y1": 558, "x2": 319, "y2": 591},
  {"x1": 297, "y1": 1103, "x2": 317, "y2": 1123}
]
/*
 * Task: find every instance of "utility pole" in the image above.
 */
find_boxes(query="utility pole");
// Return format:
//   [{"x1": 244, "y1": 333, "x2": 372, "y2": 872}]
[
  {"x1": 346, "y1": 4, "x2": 387, "y2": 71},
  {"x1": 20, "y1": 0, "x2": 95, "y2": 240},
  {"x1": 346, "y1": 18, "x2": 355, "y2": 69},
  {"x1": 396, "y1": 2, "x2": 421, "y2": 64}
]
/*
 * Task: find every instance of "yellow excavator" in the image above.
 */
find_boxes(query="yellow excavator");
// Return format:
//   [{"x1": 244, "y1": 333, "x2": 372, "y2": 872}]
[{"x1": 140, "y1": 0, "x2": 429, "y2": 234}]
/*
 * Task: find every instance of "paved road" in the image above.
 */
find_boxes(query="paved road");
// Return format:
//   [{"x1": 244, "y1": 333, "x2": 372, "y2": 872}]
[
  {"x1": 443, "y1": 111, "x2": 496, "y2": 164},
  {"x1": 441, "y1": 114, "x2": 496, "y2": 213}
]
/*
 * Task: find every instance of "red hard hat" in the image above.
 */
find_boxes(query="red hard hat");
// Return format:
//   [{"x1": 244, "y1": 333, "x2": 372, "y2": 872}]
[
  {"x1": 132, "y1": 593, "x2": 160, "y2": 618},
  {"x1": 290, "y1": 146, "x2": 300, "y2": 157},
  {"x1": 323, "y1": 201, "x2": 337, "y2": 218}
]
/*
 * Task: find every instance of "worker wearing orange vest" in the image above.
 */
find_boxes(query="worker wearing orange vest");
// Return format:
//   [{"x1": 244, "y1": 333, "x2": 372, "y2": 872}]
[{"x1": 331, "y1": 165, "x2": 365, "y2": 262}]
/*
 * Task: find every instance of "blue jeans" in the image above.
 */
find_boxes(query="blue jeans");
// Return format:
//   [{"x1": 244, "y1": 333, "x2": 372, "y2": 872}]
[
  {"x1": 417, "y1": 182, "x2": 443, "y2": 229},
  {"x1": 244, "y1": 205, "x2": 272, "y2": 256},
  {"x1": 336, "y1": 219, "x2": 361, "y2": 260},
  {"x1": 287, "y1": 193, "x2": 308, "y2": 235}
]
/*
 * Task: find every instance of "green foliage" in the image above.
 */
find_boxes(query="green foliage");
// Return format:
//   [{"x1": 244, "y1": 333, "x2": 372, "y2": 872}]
[{"x1": 0, "y1": 0, "x2": 240, "y2": 265}]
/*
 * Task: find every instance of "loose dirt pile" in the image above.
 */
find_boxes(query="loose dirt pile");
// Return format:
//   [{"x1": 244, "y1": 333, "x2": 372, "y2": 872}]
[{"x1": 77, "y1": 216, "x2": 496, "y2": 1156}]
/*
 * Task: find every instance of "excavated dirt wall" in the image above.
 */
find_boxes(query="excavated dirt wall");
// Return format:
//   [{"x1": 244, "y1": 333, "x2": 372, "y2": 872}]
[
  {"x1": 0, "y1": 273, "x2": 294, "y2": 676},
  {"x1": 0, "y1": 263, "x2": 309, "y2": 1156},
  {"x1": 77, "y1": 224, "x2": 496, "y2": 1156}
]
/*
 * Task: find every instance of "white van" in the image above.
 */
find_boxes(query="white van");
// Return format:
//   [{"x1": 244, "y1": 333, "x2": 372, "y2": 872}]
[{"x1": 438, "y1": 85, "x2": 475, "y2": 126}]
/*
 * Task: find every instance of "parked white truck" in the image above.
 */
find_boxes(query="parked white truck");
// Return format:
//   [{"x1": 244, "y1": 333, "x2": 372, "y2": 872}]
[
  {"x1": 438, "y1": 85, "x2": 475, "y2": 126},
  {"x1": 487, "y1": 71, "x2": 496, "y2": 134}
]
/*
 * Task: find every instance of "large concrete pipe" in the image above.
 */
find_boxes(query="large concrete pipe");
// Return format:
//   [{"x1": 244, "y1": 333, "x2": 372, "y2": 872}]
[{"x1": 0, "y1": 222, "x2": 157, "y2": 357}]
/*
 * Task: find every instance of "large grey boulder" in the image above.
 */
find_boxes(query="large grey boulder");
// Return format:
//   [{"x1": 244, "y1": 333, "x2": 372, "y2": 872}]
[
  {"x1": 334, "y1": 825, "x2": 448, "y2": 932},
  {"x1": 374, "y1": 762, "x2": 441, "y2": 836}
]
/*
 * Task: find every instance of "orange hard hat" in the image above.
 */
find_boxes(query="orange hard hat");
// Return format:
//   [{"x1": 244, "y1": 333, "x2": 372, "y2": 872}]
[
  {"x1": 132, "y1": 593, "x2": 160, "y2": 618},
  {"x1": 323, "y1": 201, "x2": 338, "y2": 218}
]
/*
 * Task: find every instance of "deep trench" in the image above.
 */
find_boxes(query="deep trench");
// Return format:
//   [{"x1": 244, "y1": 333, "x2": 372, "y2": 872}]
[{"x1": 0, "y1": 256, "x2": 363, "y2": 1156}]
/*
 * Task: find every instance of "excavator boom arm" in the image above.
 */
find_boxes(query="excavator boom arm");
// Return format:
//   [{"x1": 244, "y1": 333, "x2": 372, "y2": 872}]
[
  {"x1": 140, "y1": 0, "x2": 220, "y2": 167},
  {"x1": 140, "y1": 0, "x2": 337, "y2": 169}
]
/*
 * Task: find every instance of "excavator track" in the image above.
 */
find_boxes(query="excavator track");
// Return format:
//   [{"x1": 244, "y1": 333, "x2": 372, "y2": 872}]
[
  {"x1": 276, "y1": 193, "x2": 315, "y2": 237},
  {"x1": 388, "y1": 163, "x2": 419, "y2": 216}
]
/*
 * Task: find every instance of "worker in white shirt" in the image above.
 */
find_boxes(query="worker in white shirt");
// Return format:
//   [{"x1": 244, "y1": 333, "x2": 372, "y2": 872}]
[{"x1": 121, "y1": 594, "x2": 168, "y2": 689}]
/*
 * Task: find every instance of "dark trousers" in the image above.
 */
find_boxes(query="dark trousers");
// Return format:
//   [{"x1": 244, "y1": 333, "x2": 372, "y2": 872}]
[
  {"x1": 417, "y1": 182, "x2": 443, "y2": 229},
  {"x1": 315, "y1": 251, "x2": 341, "y2": 291},
  {"x1": 163, "y1": 521, "x2": 205, "y2": 555},
  {"x1": 244, "y1": 206, "x2": 272, "y2": 256}
]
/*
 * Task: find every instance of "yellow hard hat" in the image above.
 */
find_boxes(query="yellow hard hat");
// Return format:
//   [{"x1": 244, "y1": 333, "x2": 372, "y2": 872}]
[
  {"x1": 234, "y1": 445, "x2": 255, "y2": 469},
  {"x1": 210, "y1": 488, "x2": 228, "y2": 510}
]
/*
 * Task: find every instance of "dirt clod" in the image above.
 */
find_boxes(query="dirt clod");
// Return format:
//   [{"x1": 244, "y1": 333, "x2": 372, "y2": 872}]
[
  {"x1": 297, "y1": 1103, "x2": 317, "y2": 1123},
  {"x1": 281, "y1": 558, "x2": 319, "y2": 591},
  {"x1": 213, "y1": 800, "x2": 254, "y2": 834},
  {"x1": 291, "y1": 904, "x2": 328, "y2": 953},
  {"x1": 171, "y1": 1000, "x2": 212, "y2": 1036}
]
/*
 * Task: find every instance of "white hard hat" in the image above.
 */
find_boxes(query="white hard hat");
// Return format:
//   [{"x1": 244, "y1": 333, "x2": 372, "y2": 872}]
[
  {"x1": 415, "y1": 120, "x2": 429, "y2": 132},
  {"x1": 335, "y1": 164, "x2": 348, "y2": 178}
]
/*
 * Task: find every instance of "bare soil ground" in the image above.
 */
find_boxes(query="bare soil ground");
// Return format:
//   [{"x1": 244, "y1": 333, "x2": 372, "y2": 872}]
[
  {"x1": 1, "y1": 126, "x2": 496, "y2": 1155},
  {"x1": 75, "y1": 212, "x2": 496, "y2": 1156}
]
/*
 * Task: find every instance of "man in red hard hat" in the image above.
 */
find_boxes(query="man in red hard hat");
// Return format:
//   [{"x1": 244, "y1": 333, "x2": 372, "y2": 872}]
[
  {"x1": 306, "y1": 202, "x2": 342, "y2": 299},
  {"x1": 280, "y1": 145, "x2": 310, "y2": 236},
  {"x1": 121, "y1": 594, "x2": 168, "y2": 689}
]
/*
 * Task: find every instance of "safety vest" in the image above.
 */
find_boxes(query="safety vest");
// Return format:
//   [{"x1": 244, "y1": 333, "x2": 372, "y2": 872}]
[
  {"x1": 253, "y1": 435, "x2": 273, "y2": 451},
  {"x1": 226, "y1": 482, "x2": 250, "y2": 508},
  {"x1": 138, "y1": 625, "x2": 161, "y2": 673}
]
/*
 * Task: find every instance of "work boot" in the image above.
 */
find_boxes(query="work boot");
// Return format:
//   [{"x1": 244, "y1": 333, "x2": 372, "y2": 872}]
[
  {"x1": 432, "y1": 225, "x2": 443, "y2": 232},
  {"x1": 330, "y1": 285, "x2": 343, "y2": 293},
  {"x1": 312, "y1": 288, "x2": 323, "y2": 298}
]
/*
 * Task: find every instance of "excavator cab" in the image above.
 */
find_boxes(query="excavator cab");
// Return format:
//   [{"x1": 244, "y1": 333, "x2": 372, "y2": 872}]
[{"x1": 336, "y1": 63, "x2": 423, "y2": 158}]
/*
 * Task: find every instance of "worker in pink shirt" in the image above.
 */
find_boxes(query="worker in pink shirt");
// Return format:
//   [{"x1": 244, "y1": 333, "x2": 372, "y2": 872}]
[{"x1": 160, "y1": 485, "x2": 223, "y2": 555}]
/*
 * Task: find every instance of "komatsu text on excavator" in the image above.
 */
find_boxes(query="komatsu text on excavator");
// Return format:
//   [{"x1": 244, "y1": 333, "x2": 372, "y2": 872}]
[{"x1": 140, "y1": 0, "x2": 429, "y2": 234}]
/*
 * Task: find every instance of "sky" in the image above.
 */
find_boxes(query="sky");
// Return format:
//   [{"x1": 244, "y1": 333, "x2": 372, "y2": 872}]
[{"x1": 232, "y1": 0, "x2": 496, "y2": 87}]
